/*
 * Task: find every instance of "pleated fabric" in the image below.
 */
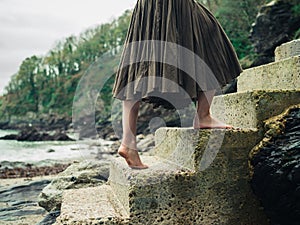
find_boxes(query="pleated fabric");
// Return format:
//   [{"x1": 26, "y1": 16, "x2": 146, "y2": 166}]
[{"x1": 112, "y1": 0, "x2": 242, "y2": 108}]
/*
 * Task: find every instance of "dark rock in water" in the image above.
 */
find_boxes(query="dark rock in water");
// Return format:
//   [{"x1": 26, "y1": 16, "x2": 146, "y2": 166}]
[
  {"x1": 0, "y1": 134, "x2": 18, "y2": 140},
  {"x1": 250, "y1": 0, "x2": 300, "y2": 66},
  {"x1": 250, "y1": 104, "x2": 300, "y2": 225},
  {"x1": 0, "y1": 121, "x2": 9, "y2": 129},
  {"x1": 0, "y1": 179, "x2": 51, "y2": 223},
  {"x1": 0, "y1": 127, "x2": 75, "y2": 142}
]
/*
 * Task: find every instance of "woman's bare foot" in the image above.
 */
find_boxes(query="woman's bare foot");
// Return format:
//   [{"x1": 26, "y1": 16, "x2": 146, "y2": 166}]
[
  {"x1": 193, "y1": 114, "x2": 233, "y2": 129},
  {"x1": 118, "y1": 144, "x2": 148, "y2": 169}
]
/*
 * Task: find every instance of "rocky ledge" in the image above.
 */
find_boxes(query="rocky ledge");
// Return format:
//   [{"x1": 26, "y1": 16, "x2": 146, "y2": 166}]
[{"x1": 250, "y1": 104, "x2": 300, "y2": 225}]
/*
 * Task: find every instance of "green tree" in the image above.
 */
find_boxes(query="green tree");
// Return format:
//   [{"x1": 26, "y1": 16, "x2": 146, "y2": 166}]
[
  {"x1": 215, "y1": 0, "x2": 267, "y2": 59},
  {"x1": 6, "y1": 56, "x2": 41, "y2": 114}
]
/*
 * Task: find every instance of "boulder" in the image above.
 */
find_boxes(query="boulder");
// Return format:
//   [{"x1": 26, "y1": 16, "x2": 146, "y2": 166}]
[
  {"x1": 38, "y1": 160, "x2": 110, "y2": 212},
  {"x1": 250, "y1": 0, "x2": 300, "y2": 66},
  {"x1": 249, "y1": 104, "x2": 300, "y2": 225}
]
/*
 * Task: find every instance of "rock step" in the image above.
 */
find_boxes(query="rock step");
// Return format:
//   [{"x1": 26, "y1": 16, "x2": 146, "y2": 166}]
[
  {"x1": 275, "y1": 39, "x2": 300, "y2": 62},
  {"x1": 237, "y1": 56, "x2": 300, "y2": 92},
  {"x1": 108, "y1": 156, "x2": 191, "y2": 217},
  {"x1": 55, "y1": 127, "x2": 269, "y2": 224},
  {"x1": 55, "y1": 185, "x2": 128, "y2": 225},
  {"x1": 153, "y1": 127, "x2": 259, "y2": 170},
  {"x1": 107, "y1": 128, "x2": 268, "y2": 224},
  {"x1": 211, "y1": 90, "x2": 300, "y2": 131}
]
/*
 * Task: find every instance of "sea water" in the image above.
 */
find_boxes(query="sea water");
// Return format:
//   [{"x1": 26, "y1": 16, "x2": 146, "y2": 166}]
[{"x1": 0, "y1": 130, "x2": 101, "y2": 163}]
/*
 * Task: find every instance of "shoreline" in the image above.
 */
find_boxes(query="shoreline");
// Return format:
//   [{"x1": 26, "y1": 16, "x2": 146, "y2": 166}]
[{"x1": 0, "y1": 175, "x2": 56, "y2": 225}]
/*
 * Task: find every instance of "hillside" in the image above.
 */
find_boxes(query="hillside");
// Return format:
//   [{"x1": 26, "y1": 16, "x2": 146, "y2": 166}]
[{"x1": 0, "y1": 0, "x2": 299, "y2": 132}]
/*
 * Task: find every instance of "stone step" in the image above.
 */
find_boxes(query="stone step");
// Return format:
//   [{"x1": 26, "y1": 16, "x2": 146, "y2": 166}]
[
  {"x1": 275, "y1": 39, "x2": 300, "y2": 61},
  {"x1": 55, "y1": 185, "x2": 129, "y2": 225},
  {"x1": 107, "y1": 128, "x2": 268, "y2": 224},
  {"x1": 211, "y1": 90, "x2": 300, "y2": 131},
  {"x1": 108, "y1": 156, "x2": 191, "y2": 217},
  {"x1": 56, "y1": 127, "x2": 269, "y2": 224},
  {"x1": 237, "y1": 56, "x2": 300, "y2": 92},
  {"x1": 153, "y1": 128, "x2": 259, "y2": 170}
]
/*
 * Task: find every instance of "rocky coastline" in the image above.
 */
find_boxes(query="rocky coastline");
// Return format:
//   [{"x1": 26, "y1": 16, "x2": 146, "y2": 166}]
[
  {"x1": 0, "y1": 1, "x2": 299, "y2": 223},
  {"x1": 0, "y1": 131, "x2": 154, "y2": 225},
  {"x1": 0, "y1": 127, "x2": 75, "y2": 142}
]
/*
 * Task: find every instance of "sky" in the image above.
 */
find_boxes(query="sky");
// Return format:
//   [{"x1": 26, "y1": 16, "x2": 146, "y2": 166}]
[{"x1": 0, "y1": 0, "x2": 136, "y2": 94}]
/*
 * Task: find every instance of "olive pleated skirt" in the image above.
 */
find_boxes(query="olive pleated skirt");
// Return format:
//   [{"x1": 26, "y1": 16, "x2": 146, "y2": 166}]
[{"x1": 112, "y1": 0, "x2": 242, "y2": 108}]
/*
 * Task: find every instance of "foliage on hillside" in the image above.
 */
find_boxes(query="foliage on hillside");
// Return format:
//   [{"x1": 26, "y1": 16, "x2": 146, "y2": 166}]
[
  {"x1": 0, "y1": 1, "x2": 271, "y2": 122},
  {"x1": 198, "y1": 0, "x2": 268, "y2": 58},
  {"x1": 0, "y1": 10, "x2": 132, "y2": 120}
]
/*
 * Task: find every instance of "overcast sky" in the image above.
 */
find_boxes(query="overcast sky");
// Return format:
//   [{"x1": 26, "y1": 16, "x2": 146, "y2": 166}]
[{"x1": 0, "y1": 0, "x2": 136, "y2": 94}]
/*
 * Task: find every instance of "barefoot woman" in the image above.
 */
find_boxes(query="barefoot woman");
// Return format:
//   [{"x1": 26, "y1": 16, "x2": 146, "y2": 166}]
[{"x1": 112, "y1": 0, "x2": 242, "y2": 169}]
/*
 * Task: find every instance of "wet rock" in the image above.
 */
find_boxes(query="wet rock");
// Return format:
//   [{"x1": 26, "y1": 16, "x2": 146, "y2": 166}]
[
  {"x1": 38, "y1": 160, "x2": 110, "y2": 212},
  {"x1": 0, "y1": 121, "x2": 9, "y2": 129},
  {"x1": 0, "y1": 179, "x2": 51, "y2": 223},
  {"x1": 250, "y1": 104, "x2": 300, "y2": 225},
  {"x1": 0, "y1": 127, "x2": 75, "y2": 142},
  {"x1": 250, "y1": 0, "x2": 300, "y2": 66},
  {"x1": 37, "y1": 210, "x2": 60, "y2": 225},
  {"x1": 0, "y1": 133, "x2": 18, "y2": 140}
]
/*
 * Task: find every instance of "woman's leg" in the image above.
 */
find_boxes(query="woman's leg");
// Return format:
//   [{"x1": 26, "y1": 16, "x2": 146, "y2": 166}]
[
  {"x1": 193, "y1": 90, "x2": 232, "y2": 129},
  {"x1": 118, "y1": 100, "x2": 148, "y2": 169}
]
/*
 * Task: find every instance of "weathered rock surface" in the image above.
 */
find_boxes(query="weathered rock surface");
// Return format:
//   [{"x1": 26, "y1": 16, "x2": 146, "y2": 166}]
[
  {"x1": 56, "y1": 185, "x2": 128, "y2": 225},
  {"x1": 238, "y1": 54, "x2": 300, "y2": 92},
  {"x1": 0, "y1": 127, "x2": 75, "y2": 142},
  {"x1": 38, "y1": 160, "x2": 110, "y2": 212},
  {"x1": 250, "y1": 104, "x2": 300, "y2": 225},
  {"x1": 211, "y1": 90, "x2": 300, "y2": 133},
  {"x1": 275, "y1": 39, "x2": 300, "y2": 61},
  {"x1": 250, "y1": 0, "x2": 300, "y2": 66},
  {"x1": 57, "y1": 128, "x2": 269, "y2": 225}
]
